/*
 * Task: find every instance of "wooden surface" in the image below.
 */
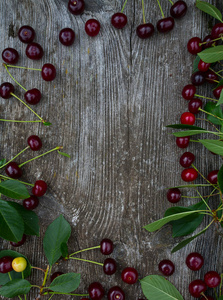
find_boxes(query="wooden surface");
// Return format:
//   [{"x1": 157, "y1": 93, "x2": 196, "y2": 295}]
[{"x1": 1, "y1": 0, "x2": 223, "y2": 299}]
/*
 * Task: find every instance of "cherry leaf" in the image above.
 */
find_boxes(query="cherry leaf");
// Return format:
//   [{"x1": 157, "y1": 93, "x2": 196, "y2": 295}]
[
  {"x1": 196, "y1": 1, "x2": 223, "y2": 22},
  {"x1": 217, "y1": 164, "x2": 223, "y2": 194},
  {"x1": 198, "y1": 45, "x2": 223, "y2": 63},
  {"x1": 0, "y1": 279, "x2": 31, "y2": 298}
]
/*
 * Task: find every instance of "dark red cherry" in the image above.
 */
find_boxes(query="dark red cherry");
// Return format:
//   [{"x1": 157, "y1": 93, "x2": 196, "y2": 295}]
[
  {"x1": 27, "y1": 135, "x2": 42, "y2": 151},
  {"x1": 85, "y1": 19, "x2": 101, "y2": 37},
  {"x1": 88, "y1": 282, "x2": 104, "y2": 300},
  {"x1": 211, "y1": 23, "x2": 223, "y2": 39},
  {"x1": 207, "y1": 170, "x2": 218, "y2": 184},
  {"x1": 111, "y1": 13, "x2": 127, "y2": 29},
  {"x1": 59, "y1": 28, "x2": 75, "y2": 46},
  {"x1": 136, "y1": 23, "x2": 154, "y2": 39},
  {"x1": 5, "y1": 162, "x2": 22, "y2": 179},
  {"x1": 26, "y1": 42, "x2": 44, "y2": 60},
  {"x1": 213, "y1": 85, "x2": 223, "y2": 99},
  {"x1": 167, "y1": 188, "x2": 181, "y2": 203},
  {"x1": 180, "y1": 112, "x2": 195, "y2": 125},
  {"x1": 176, "y1": 136, "x2": 190, "y2": 148},
  {"x1": 32, "y1": 180, "x2": 47, "y2": 197},
  {"x1": 41, "y1": 64, "x2": 56, "y2": 81},
  {"x1": 203, "y1": 35, "x2": 218, "y2": 49},
  {"x1": 170, "y1": 1, "x2": 187, "y2": 18},
  {"x1": 187, "y1": 37, "x2": 202, "y2": 55},
  {"x1": 204, "y1": 271, "x2": 221, "y2": 288},
  {"x1": 24, "y1": 88, "x2": 41, "y2": 105},
  {"x1": 158, "y1": 260, "x2": 175, "y2": 276},
  {"x1": 10, "y1": 234, "x2": 26, "y2": 247},
  {"x1": 51, "y1": 272, "x2": 64, "y2": 282},
  {"x1": 103, "y1": 258, "x2": 117, "y2": 275},
  {"x1": 205, "y1": 70, "x2": 218, "y2": 84},
  {"x1": 0, "y1": 256, "x2": 13, "y2": 273},
  {"x1": 23, "y1": 195, "x2": 39, "y2": 210},
  {"x1": 191, "y1": 71, "x2": 205, "y2": 86},
  {"x1": 157, "y1": 17, "x2": 174, "y2": 33},
  {"x1": 186, "y1": 252, "x2": 204, "y2": 271},
  {"x1": 18, "y1": 26, "x2": 35, "y2": 43},
  {"x1": 188, "y1": 98, "x2": 202, "y2": 114},
  {"x1": 108, "y1": 286, "x2": 125, "y2": 300},
  {"x1": 68, "y1": 0, "x2": 85, "y2": 15},
  {"x1": 181, "y1": 168, "x2": 198, "y2": 182},
  {"x1": 121, "y1": 267, "x2": 138, "y2": 284},
  {"x1": 189, "y1": 280, "x2": 207, "y2": 298},
  {"x1": 180, "y1": 152, "x2": 195, "y2": 168},
  {"x1": 182, "y1": 85, "x2": 196, "y2": 100},
  {"x1": 2, "y1": 48, "x2": 19, "y2": 64},
  {"x1": 100, "y1": 239, "x2": 113, "y2": 255},
  {"x1": 0, "y1": 82, "x2": 14, "y2": 99},
  {"x1": 198, "y1": 60, "x2": 211, "y2": 72}
]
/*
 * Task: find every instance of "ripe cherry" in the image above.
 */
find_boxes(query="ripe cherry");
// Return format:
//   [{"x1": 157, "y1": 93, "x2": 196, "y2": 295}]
[
  {"x1": 23, "y1": 195, "x2": 39, "y2": 210},
  {"x1": 176, "y1": 136, "x2": 190, "y2": 148},
  {"x1": 198, "y1": 60, "x2": 211, "y2": 72},
  {"x1": 0, "y1": 256, "x2": 13, "y2": 273},
  {"x1": 100, "y1": 238, "x2": 113, "y2": 255},
  {"x1": 180, "y1": 112, "x2": 195, "y2": 125},
  {"x1": 170, "y1": 1, "x2": 187, "y2": 18},
  {"x1": 182, "y1": 84, "x2": 196, "y2": 100},
  {"x1": 121, "y1": 267, "x2": 138, "y2": 284},
  {"x1": 108, "y1": 286, "x2": 125, "y2": 300},
  {"x1": 111, "y1": 13, "x2": 127, "y2": 29},
  {"x1": 166, "y1": 188, "x2": 181, "y2": 203},
  {"x1": 204, "y1": 271, "x2": 221, "y2": 288},
  {"x1": 213, "y1": 86, "x2": 223, "y2": 99},
  {"x1": 181, "y1": 168, "x2": 198, "y2": 182},
  {"x1": 191, "y1": 71, "x2": 205, "y2": 86},
  {"x1": 180, "y1": 152, "x2": 195, "y2": 168},
  {"x1": 18, "y1": 26, "x2": 35, "y2": 43},
  {"x1": 187, "y1": 37, "x2": 202, "y2": 55},
  {"x1": 27, "y1": 135, "x2": 42, "y2": 151},
  {"x1": 32, "y1": 180, "x2": 47, "y2": 197},
  {"x1": 2, "y1": 48, "x2": 19, "y2": 64},
  {"x1": 186, "y1": 252, "x2": 204, "y2": 271},
  {"x1": 68, "y1": 0, "x2": 85, "y2": 15},
  {"x1": 103, "y1": 258, "x2": 117, "y2": 275},
  {"x1": 0, "y1": 82, "x2": 14, "y2": 99},
  {"x1": 189, "y1": 280, "x2": 207, "y2": 298},
  {"x1": 41, "y1": 64, "x2": 56, "y2": 81},
  {"x1": 59, "y1": 28, "x2": 75, "y2": 46},
  {"x1": 188, "y1": 98, "x2": 202, "y2": 114},
  {"x1": 5, "y1": 162, "x2": 22, "y2": 179},
  {"x1": 205, "y1": 70, "x2": 218, "y2": 84},
  {"x1": 26, "y1": 42, "x2": 44, "y2": 60},
  {"x1": 136, "y1": 23, "x2": 154, "y2": 39},
  {"x1": 85, "y1": 19, "x2": 101, "y2": 37},
  {"x1": 24, "y1": 88, "x2": 41, "y2": 105},
  {"x1": 157, "y1": 17, "x2": 174, "y2": 33},
  {"x1": 88, "y1": 282, "x2": 104, "y2": 300},
  {"x1": 207, "y1": 170, "x2": 218, "y2": 184},
  {"x1": 158, "y1": 260, "x2": 175, "y2": 276},
  {"x1": 10, "y1": 235, "x2": 26, "y2": 247},
  {"x1": 51, "y1": 272, "x2": 64, "y2": 282},
  {"x1": 211, "y1": 23, "x2": 223, "y2": 39}
]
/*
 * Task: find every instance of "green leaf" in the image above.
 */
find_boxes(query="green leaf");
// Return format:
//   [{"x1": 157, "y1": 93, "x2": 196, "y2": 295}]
[
  {"x1": 218, "y1": 296, "x2": 223, "y2": 300},
  {"x1": 0, "y1": 159, "x2": 6, "y2": 167},
  {"x1": 193, "y1": 55, "x2": 201, "y2": 73},
  {"x1": 43, "y1": 122, "x2": 52, "y2": 126},
  {"x1": 204, "y1": 102, "x2": 223, "y2": 125},
  {"x1": 199, "y1": 139, "x2": 223, "y2": 156},
  {"x1": 143, "y1": 210, "x2": 203, "y2": 232},
  {"x1": 49, "y1": 273, "x2": 80, "y2": 293},
  {"x1": 217, "y1": 89, "x2": 223, "y2": 106},
  {"x1": 215, "y1": 79, "x2": 223, "y2": 89},
  {"x1": 61, "y1": 242, "x2": 69, "y2": 258},
  {"x1": 171, "y1": 227, "x2": 208, "y2": 253},
  {"x1": 0, "y1": 279, "x2": 31, "y2": 298},
  {"x1": 218, "y1": 164, "x2": 223, "y2": 194},
  {"x1": 140, "y1": 275, "x2": 184, "y2": 300},
  {"x1": 173, "y1": 130, "x2": 212, "y2": 137},
  {"x1": 43, "y1": 215, "x2": 71, "y2": 266},
  {"x1": 196, "y1": 1, "x2": 223, "y2": 22},
  {"x1": 58, "y1": 151, "x2": 71, "y2": 158},
  {"x1": 0, "y1": 250, "x2": 31, "y2": 285},
  {"x1": 167, "y1": 124, "x2": 205, "y2": 130},
  {"x1": 0, "y1": 199, "x2": 24, "y2": 242},
  {"x1": 0, "y1": 180, "x2": 30, "y2": 200},
  {"x1": 198, "y1": 45, "x2": 223, "y2": 63}
]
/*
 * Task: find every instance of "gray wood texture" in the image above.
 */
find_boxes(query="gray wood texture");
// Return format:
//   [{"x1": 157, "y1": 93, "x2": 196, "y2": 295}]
[{"x1": 1, "y1": 0, "x2": 223, "y2": 299}]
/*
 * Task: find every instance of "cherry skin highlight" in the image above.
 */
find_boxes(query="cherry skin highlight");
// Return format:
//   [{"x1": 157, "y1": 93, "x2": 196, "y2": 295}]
[
  {"x1": 180, "y1": 152, "x2": 195, "y2": 168},
  {"x1": 42, "y1": 64, "x2": 56, "y2": 81},
  {"x1": 59, "y1": 28, "x2": 75, "y2": 46},
  {"x1": 157, "y1": 17, "x2": 174, "y2": 33},
  {"x1": 0, "y1": 82, "x2": 14, "y2": 99},
  {"x1": 100, "y1": 238, "x2": 113, "y2": 255},
  {"x1": 108, "y1": 286, "x2": 125, "y2": 300},
  {"x1": 158, "y1": 260, "x2": 175, "y2": 276},
  {"x1": 26, "y1": 42, "x2": 44, "y2": 60},
  {"x1": 189, "y1": 280, "x2": 207, "y2": 298},
  {"x1": 121, "y1": 267, "x2": 138, "y2": 284},
  {"x1": 136, "y1": 23, "x2": 154, "y2": 39},
  {"x1": 198, "y1": 60, "x2": 211, "y2": 72},
  {"x1": 186, "y1": 252, "x2": 204, "y2": 271},
  {"x1": 207, "y1": 170, "x2": 218, "y2": 184},
  {"x1": 191, "y1": 71, "x2": 205, "y2": 86},
  {"x1": 27, "y1": 135, "x2": 42, "y2": 151},
  {"x1": 23, "y1": 195, "x2": 39, "y2": 210},
  {"x1": 111, "y1": 13, "x2": 127, "y2": 29},
  {"x1": 2, "y1": 48, "x2": 19, "y2": 64},
  {"x1": 10, "y1": 235, "x2": 26, "y2": 247},
  {"x1": 167, "y1": 188, "x2": 181, "y2": 203},
  {"x1": 188, "y1": 98, "x2": 202, "y2": 114},
  {"x1": 182, "y1": 85, "x2": 196, "y2": 100},
  {"x1": 18, "y1": 26, "x2": 35, "y2": 43},
  {"x1": 187, "y1": 37, "x2": 202, "y2": 55},
  {"x1": 181, "y1": 168, "x2": 198, "y2": 182},
  {"x1": 85, "y1": 19, "x2": 101, "y2": 37},
  {"x1": 68, "y1": 0, "x2": 85, "y2": 15},
  {"x1": 24, "y1": 88, "x2": 41, "y2": 105},
  {"x1": 88, "y1": 282, "x2": 104, "y2": 300},
  {"x1": 32, "y1": 180, "x2": 47, "y2": 197},
  {"x1": 170, "y1": 1, "x2": 187, "y2": 18},
  {"x1": 5, "y1": 162, "x2": 22, "y2": 179},
  {"x1": 0, "y1": 256, "x2": 13, "y2": 273},
  {"x1": 176, "y1": 136, "x2": 190, "y2": 148}
]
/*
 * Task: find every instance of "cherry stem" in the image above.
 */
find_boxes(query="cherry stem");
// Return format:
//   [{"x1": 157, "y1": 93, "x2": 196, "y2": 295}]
[
  {"x1": 121, "y1": 0, "x2": 128, "y2": 13},
  {"x1": 194, "y1": 94, "x2": 218, "y2": 102},
  {"x1": 199, "y1": 36, "x2": 223, "y2": 46},
  {"x1": 199, "y1": 107, "x2": 223, "y2": 121},
  {"x1": 156, "y1": 0, "x2": 165, "y2": 18},
  {"x1": 31, "y1": 266, "x2": 46, "y2": 273},
  {"x1": 168, "y1": 0, "x2": 174, "y2": 4},
  {"x1": 3, "y1": 64, "x2": 27, "y2": 92},
  {"x1": 0, "y1": 174, "x2": 34, "y2": 187},
  {"x1": 142, "y1": 0, "x2": 146, "y2": 24},
  {"x1": 69, "y1": 257, "x2": 103, "y2": 266},
  {"x1": 194, "y1": 188, "x2": 212, "y2": 212},
  {"x1": 214, "y1": 288, "x2": 218, "y2": 300},
  {"x1": 0, "y1": 119, "x2": 42, "y2": 123},
  {"x1": 182, "y1": 192, "x2": 220, "y2": 199},
  {"x1": 69, "y1": 245, "x2": 100, "y2": 257},
  {"x1": 219, "y1": 273, "x2": 223, "y2": 296},
  {"x1": 18, "y1": 296, "x2": 23, "y2": 300},
  {"x1": 209, "y1": 67, "x2": 223, "y2": 79},
  {"x1": 200, "y1": 293, "x2": 208, "y2": 300},
  {"x1": 47, "y1": 294, "x2": 55, "y2": 300},
  {"x1": 190, "y1": 139, "x2": 200, "y2": 142},
  {"x1": 6, "y1": 64, "x2": 41, "y2": 71},
  {"x1": 8, "y1": 272, "x2": 12, "y2": 280},
  {"x1": 40, "y1": 265, "x2": 49, "y2": 295},
  {"x1": 0, "y1": 146, "x2": 30, "y2": 170},
  {"x1": 192, "y1": 164, "x2": 220, "y2": 191}
]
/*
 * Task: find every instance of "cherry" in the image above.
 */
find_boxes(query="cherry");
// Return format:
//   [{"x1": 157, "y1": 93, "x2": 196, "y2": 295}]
[
  {"x1": 207, "y1": 170, "x2": 218, "y2": 184},
  {"x1": 213, "y1": 85, "x2": 223, "y2": 99},
  {"x1": 211, "y1": 23, "x2": 223, "y2": 39},
  {"x1": 136, "y1": 23, "x2": 155, "y2": 39},
  {"x1": 176, "y1": 136, "x2": 190, "y2": 148},
  {"x1": 59, "y1": 28, "x2": 75, "y2": 46},
  {"x1": 88, "y1": 282, "x2": 104, "y2": 300},
  {"x1": 186, "y1": 252, "x2": 204, "y2": 271},
  {"x1": 32, "y1": 180, "x2": 47, "y2": 197},
  {"x1": 204, "y1": 271, "x2": 221, "y2": 288},
  {"x1": 170, "y1": 1, "x2": 187, "y2": 18},
  {"x1": 27, "y1": 135, "x2": 42, "y2": 151},
  {"x1": 26, "y1": 42, "x2": 44, "y2": 60},
  {"x1": 2, "y1": 48, "x2": 19, "y2": 64},
  {"x1": 166, "y1": 188, "x2": 181, "y2": 203},
  {"x1": 188, "y1": 98, "x2": 202, "y2": 114},
  {"x1": 108, "y1": 286, "x2": 125, "y2": 300},
  {"x1": 0, "y1": 82, "x2": 14, "y2": 99},
  {"x1": 0, "y1": 256, "x2": 13, "y2": 273},
  {"x1": 23, "y1": 195, "x2": 39, "y2": 210},
  {"x1": 5, "y1": 162, "x2": 22, "y2": 179},
  {"x1": 182, "y1": 84, "x2": 196, "y2": 100},
  {"x1": 187, "y1": 37, "x2": 202, "y2": 55},
  {"x1": 103, "y1": 258, "x2": 117, "y2": 275},
  {"x1": 203, "y1": 35, "x2": 218, "y2": 49},
  {"x1": 24, "y1": 88, "x2": 41, "y2": 105},
  {"x1": 191, "y1": 71, "x2": 205, "y2": 86},
  {"x1": 10, "y1": 234, "x2": 26, "y2": 247},
  {"x1": 100, "y1": 239, "x2": 113, "y2": 255},
  {"x1": 121, "y1": 267, "x2": 138, "y2": 284},
  {"x1": 157, "y1": 17, "x2": 174, "y2": 33},
  {"x1": 18, "y1": 26, "x2": 35, "y2": 43},
  {"x1": 180, "y1": 152, "x2": 195, "y2": 168},
  {"x1": 12, "y1": 257, "x2": 27, "y2": 272},
  {"x1": 51, "y1": 272, "x2": 64, "y2": 282},
  {"x1": 181, "y1": 168, "x2": 198, "y2": 182},
  {"x1": 111, "y1": 13, "x2": 127, "y2": 29},
  {"x1": 41, "y1": 64, "x2": 56, "y2": 81},
  {"x1": 158, "y1": 260, "x2": 175, "y2": 276},
  {"x1": 85, "y1": 19, "x2": 101, "y2": 37},
  {"x1": 180, "y1": 112, "x2": 195, "y2": 125},
  {"x1": 68, "y1": 0, "x2": 85, "y2": 15},
  {"x1": 205, "y1": 70, "x2": 218, "y2": 84},
  {"x1": 198, "y1": 60, "x2": 211, "y2": 72},
  {"x1": 189, "y1": 280, "x2": 207, "y2": 298}
]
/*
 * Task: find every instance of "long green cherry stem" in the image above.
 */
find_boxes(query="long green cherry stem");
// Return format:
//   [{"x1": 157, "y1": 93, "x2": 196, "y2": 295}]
[
  {"x1": 69, "y1": 257, "x2": 103, "y2": 266},
  {"x1": 210, "y1": 67, "x2": 223, "y2": 79},
  {"x1": 199, "y1": 36, "x2": 223, "y2": 46},
  {"x1": 200, "y1": 292, "x2": 208, "y2": 300},
  {"x1": 194, "y1": 94, "x2": 217, "y2": 102},
  {"x1": 156, "y1": 0, "x2": 165, "y2": 18},
  {"x1": 69, "y1": 246, "x2": 100, "y2": 257},
  {"x1": 195, "y1": 189, "x2": 212, "y2": 212},
  {"x1": 40, "y1": 265, "x2": 49, "y2": 295},
  {"x1": 4, "y1": 64, "x2": 27, "y2": 91},
  {"x1": 6, "y1": 64, "x2": 41, "y2": 71},
  {"x1": 19, "y1": 146, "x2": 63, "y2": 168},
  {"x1": 0, "y1": 119, "x2": 42, "y2": 123},
  {"x1": 121, "y1": 0, "x2": 128, "y2": 12},
  {"x1": 192, "y1": 164, "x2": 220, "y2": 191},
  {"x1": 167, "y1": 0, "x2": 174, "y2": 4},
  {"x1": 142, "y1": 0, "x2": 146, "y2": 24},
  {"x1": 8, "y1": 272, "x2": 12, "y2": 280},
  {"x1": 0, "y1": 174, "x2": 34, "y2": 187},
  {"x1": 0, "y1": 146, "x2": 30, "y2": 169},
  {"x1": 47, "y1": 294, "x2": 55, "y2": 300},
  {"x1": 198, "y1": 107, "x2": 223, "y2": 121},
  {"x1": 31, "y1": 266, "x2": 45, "y2": 273}
]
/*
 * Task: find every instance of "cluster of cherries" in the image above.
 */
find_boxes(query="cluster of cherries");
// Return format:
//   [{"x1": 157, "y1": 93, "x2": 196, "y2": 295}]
[{"x1": 0, "y1": 256, "x2": 27, "y2": 274}]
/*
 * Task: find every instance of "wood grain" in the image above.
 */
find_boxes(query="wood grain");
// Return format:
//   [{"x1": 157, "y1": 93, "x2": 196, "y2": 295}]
[{"x1": 1, "y1": 0, "x2": 223, "y2": 299}]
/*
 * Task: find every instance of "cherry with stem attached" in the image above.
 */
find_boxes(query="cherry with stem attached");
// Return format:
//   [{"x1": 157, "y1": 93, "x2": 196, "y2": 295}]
[
  {"x1": 111, "y1": 0, "x2": 128, "y2": 29},
  {"x1": 136, "y1": 0, "x2": 154, "y2": 39},
  {"x1": 156, "y1": 0, "x2": 174, "y2": 33}
]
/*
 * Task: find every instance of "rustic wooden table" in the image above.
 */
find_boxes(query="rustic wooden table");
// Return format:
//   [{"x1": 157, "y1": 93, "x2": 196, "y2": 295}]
[{"x1": 1, "y1": 0, "x2": 223, "y2": 299}]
